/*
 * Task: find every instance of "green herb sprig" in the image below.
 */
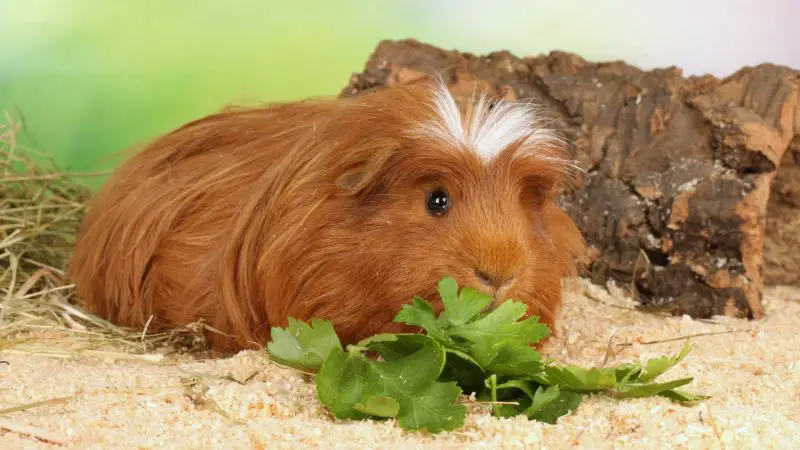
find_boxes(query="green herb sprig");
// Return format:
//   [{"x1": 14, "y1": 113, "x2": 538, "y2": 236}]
[{"x1": 266, "y1": 277, "x2": 708, "y2": 433}]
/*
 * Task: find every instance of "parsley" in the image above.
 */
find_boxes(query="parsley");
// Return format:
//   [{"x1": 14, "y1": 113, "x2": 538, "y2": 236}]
[
  {"x1": 316, "y1": 334, "x2": 466, "y2": 432},
  {"x1": 266, "y1": 317, "x2": 341, "y2": 370},
  {"x1": 266, "y1": 276, "x2": 709, "y2": 433}
]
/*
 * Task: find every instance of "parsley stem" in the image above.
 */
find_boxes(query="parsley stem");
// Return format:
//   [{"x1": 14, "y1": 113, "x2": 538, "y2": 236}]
[{"x1": 488, "y1": 374, "x2": 499, "y2": 416}]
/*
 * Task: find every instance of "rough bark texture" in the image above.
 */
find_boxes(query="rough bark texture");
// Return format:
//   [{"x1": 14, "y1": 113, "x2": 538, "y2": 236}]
[
  {"x1": 340, "y1": 39, "x2": 800, "y2": 320},
  {"x1": 764, "y1": 144, "x2": 800, "y2": 286}
]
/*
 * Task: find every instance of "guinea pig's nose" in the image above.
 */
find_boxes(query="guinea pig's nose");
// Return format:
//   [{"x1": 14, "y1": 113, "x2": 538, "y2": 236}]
[{"x1": 474, "y1": 268, "x2": 514, "y2": 290}]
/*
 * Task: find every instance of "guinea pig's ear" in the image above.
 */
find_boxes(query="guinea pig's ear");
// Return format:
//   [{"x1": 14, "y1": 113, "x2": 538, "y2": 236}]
[
  {"x1": 520, "y1": 173, "x2": 558, "y2": 209},
  {"x1": 336, "y1": 167, "x2": 367, "y2": 191},
  {"x1": 335, "y1": 149, "x2": 394, "y2": 195},
  {"x1": 512, "y1": 147, "x2": 583, "y2": 209}
]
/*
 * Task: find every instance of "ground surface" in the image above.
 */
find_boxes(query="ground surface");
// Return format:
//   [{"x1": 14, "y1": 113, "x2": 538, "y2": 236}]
[{"x1": 1, "y1": 279, "x2": 798, "y2": 449}]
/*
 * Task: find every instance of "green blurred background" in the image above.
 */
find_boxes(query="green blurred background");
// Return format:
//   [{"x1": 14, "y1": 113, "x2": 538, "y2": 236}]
[{"x1": 2, "y1": 1, "x2": 798, "y2": 188}]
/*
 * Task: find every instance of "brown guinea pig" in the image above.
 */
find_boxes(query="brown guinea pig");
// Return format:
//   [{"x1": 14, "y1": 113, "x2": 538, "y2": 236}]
[{"x1": 66, "y1": 77, "x2": 586, "y2": 353}]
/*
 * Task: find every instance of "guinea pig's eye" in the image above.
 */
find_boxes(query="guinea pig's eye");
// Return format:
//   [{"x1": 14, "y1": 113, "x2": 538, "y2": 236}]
[{"x1": 426, "y1": 188, "x2": 451, "y2": 217}]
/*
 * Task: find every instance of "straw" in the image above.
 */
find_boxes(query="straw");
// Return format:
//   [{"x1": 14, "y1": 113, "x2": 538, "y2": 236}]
[{"x1": 0, "y1": 111, "x2": 207, "y2": 359}]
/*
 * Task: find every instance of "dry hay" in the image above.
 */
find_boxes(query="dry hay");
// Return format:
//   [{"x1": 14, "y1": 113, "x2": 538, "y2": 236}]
[{"x1": 0, "y1": 112, "x2": 214, "y2": 365}]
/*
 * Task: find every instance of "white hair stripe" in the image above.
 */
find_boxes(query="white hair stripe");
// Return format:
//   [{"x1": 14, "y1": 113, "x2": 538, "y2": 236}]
[{"x1": 412, "y1": 78, "x2": 577, "y2": 173}]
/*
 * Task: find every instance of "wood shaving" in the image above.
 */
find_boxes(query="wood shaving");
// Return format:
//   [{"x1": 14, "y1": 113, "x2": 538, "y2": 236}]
[{"x1": 2, "y1": 280, "x2": 798, "y2": 449}]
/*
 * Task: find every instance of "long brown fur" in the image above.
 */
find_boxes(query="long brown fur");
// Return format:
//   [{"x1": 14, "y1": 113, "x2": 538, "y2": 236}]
[{"x1": 67, "y1": 79, "x2": 586, "y2": 353}]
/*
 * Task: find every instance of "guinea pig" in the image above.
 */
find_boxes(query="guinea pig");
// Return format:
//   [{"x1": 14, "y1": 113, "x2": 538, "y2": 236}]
[{"x1": 66, "y1": 76, "x2": 586, "y2": 353}]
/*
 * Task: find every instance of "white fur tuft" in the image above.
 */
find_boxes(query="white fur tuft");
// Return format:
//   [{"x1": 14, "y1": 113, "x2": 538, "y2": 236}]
[
  {"x1": 428, "y1": 81, "x2": 467, "y2": 147},
  {"x1": 414, "y1": 78, "x2": 580, "y2": 174}
]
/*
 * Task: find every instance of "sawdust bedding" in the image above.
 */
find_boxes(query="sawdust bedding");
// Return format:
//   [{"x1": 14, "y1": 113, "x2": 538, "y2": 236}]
[{"x1": 1, "y1": 279, "x2": 798, "y2": 450}]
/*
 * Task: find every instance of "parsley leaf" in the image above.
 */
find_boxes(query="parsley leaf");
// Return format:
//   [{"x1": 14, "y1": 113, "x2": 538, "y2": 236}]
[
  {"x1": 438, "y1": 348, "x2": 486, "y2": 392},
  {"x1": 532, "y1": 365, "x2": 618, "y2": 391},
  {"x1": 447, "y1": 300, "x2": 547, "y2": 343},
  {"x1": 354, "y1": 396, "x2": 401, "y2": 418},
  {"x1": 524, "y1": 386, "x2": 583, "y2": 424},
  {"x1": 615, "y1": 377, "x2": 695, "y2": 398},
  {"x1": 266, "y1": 317, "x2": 341, "y2": 370},
  {"x1": 394, "y1": 296, "x2": 448, "y2": 342},
  {"x1": 659, "y1": 388, "x2": 712, "y2": 403},
  {"x1": 315, "y1": 334, "x2": 466, "y2": 433},
  {"x1": 315, "y1": 346, "x2": 371, "y2": 419},
  {"x1": 638, "y1": 340, "x2": 693, "y2": 383},
  {"x1": 438, "y1": 276, "x2": 492, "y2": 327},
  {"x1": 488, "y1": 378, "x2": 582, "y2": 424},
  {"x1": 470, "y1": 339, "x2": 545, "y2": 377}
]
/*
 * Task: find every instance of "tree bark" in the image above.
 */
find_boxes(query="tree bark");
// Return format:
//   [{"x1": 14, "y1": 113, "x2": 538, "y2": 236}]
[
  {"x1": 340, "y1": 39, "x2": 800, "y2": 320},
  {"x1": 764, "y1": 144, "x2": 800, "y2": 286}
]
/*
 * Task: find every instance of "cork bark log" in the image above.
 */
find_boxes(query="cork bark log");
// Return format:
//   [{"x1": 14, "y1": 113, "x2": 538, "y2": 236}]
[
  {"x1": 764, "y1": 144, "x2": 800, "y2": 286},
  {"x1": 340, "y1": 39, "x2": 800, "y2": 320}
]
